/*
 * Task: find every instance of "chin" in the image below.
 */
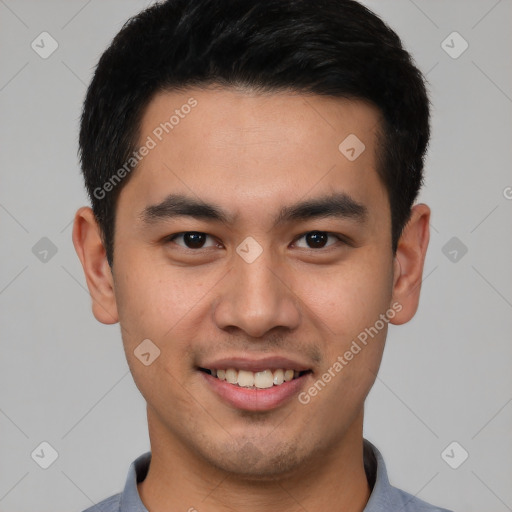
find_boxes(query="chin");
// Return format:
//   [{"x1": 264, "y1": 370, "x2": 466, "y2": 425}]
[{"x1": 202, "y1": 440, "x2": 306, "y2": 481}]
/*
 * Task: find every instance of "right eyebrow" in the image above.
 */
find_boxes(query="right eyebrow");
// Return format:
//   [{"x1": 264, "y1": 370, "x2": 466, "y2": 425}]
[
  {"x1": 139, "y1": 194, "x2": 233, "y2": 226},
  {"x1": 138, "y1": 191, "x2": 368, "y2": 228}
]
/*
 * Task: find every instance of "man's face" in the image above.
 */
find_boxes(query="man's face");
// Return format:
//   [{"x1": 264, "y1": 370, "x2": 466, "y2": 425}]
[{"x1": 108, "y1": 88, "x2": 396, "y2": 477}]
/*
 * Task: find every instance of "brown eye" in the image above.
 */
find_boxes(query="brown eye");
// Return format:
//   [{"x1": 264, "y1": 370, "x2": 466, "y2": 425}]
[
  {"x1": 167, "y1": 232, "x2": 217, "y2": 249},
  {"x1": 294, "y1": 231, "x2": 341, "y2": 249},
  {"x1": 306, "y1": 231, "x2": 328, "y2": 248}
]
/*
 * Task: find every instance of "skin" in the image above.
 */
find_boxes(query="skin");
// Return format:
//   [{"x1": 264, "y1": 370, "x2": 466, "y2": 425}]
[{"x1": 73, "y1": 87, "x2": 430, "y2": 512}]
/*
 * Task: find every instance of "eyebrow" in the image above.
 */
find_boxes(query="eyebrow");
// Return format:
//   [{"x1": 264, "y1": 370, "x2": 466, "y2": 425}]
[{"x1": 139, "y1": 192, "x2": 368, "y2": 228}]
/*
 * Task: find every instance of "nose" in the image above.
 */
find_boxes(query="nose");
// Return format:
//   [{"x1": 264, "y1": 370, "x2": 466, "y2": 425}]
[{"x1": 212, "y1": 244, "x2": 301, "y2": 339}]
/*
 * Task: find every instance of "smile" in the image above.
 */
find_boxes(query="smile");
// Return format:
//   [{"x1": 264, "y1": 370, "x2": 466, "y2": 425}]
[
  {"x1": 198, "y1": 363, "x2": 313, "y2": 411},
  {"x1": 199, "y1": 368, "x2": 311, "y2": 389}
]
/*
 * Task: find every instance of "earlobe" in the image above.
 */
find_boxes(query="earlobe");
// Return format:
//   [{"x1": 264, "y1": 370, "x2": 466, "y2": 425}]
[
  {"x1": 389, "y1": 203, "x2": 430, "y2": 326},
  {"x1": 72, "y1": 206, "x2": 119, "y2": 325}
]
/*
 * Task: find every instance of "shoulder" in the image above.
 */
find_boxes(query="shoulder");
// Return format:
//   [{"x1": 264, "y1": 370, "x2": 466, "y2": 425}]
[
  {"x1": 363, "y1": 439, "x2": 453, "y2": 512},
  {"x1": 79, "y1": 451, "x2": 151, "y2": 512},
  {"x1": 81, "y1": 492, "x2": 121, "y2": 512},
  {"x1": 389, "y1": 487, "x2": 453, "y2": 512}
]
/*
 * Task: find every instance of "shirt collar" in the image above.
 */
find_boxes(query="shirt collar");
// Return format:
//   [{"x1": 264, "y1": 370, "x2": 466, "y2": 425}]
[
  {"x1": 119, "y1": 451, "x2": 151, "y2": 512},
  {"x1": 363, "y1": 439, "x2": 401, "y2": 511},
  {"x1": 118, "y1": 439, "x2": 417, "y2": 511}
]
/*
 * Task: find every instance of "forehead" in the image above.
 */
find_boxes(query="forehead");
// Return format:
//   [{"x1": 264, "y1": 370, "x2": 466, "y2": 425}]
[
  {"x1": 141, "y1": 86, "x2": 381, "y2": 149},
  {"x1": 117, "y1": 87, "x2": 388, "y2": 228}
]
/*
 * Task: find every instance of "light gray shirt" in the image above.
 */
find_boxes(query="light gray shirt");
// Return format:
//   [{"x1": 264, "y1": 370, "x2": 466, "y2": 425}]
[{"x1": 82, "y1": 439, "x2": 452, "y2": 512}]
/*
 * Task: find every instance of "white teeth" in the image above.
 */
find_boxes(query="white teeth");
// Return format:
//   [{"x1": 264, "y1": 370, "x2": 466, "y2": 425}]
[
  {"x1": 226, "y1": 368, "x2": 237, "y2": 384},
  {"x1": 273, "y1": 368, "x2": 284, "y2": 385},
  {"x1": 284, "y1": 369, "x2": 294, "y2": 382},
  {"x1": 208, "y1": 367, "x2": 305, "y2": 388},
  {"x1": 254, "y1": 370, "x2": 274, "y2": 389},
  {"x1": 237, "y1": 370, "x2": 255, "y2": 388}
]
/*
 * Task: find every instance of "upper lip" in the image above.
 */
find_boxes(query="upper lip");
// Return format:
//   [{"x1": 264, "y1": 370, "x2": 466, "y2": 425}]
[{"x1": 198, "y1": 356, "x2": 312, "y2": 373}]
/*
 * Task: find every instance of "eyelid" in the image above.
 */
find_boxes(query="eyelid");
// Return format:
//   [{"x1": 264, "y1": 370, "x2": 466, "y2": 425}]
[
  {"x1": 164, "y1": 230, "x2": 351, "y2": 251},
  {"x1": 165, "y1": 232, "x2": 220, "y2": 249},
  {"x1": 292, "y1": 231, "x2": 350, "y2": 249}
]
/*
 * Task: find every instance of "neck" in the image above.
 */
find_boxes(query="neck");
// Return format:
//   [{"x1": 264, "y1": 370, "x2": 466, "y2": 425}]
[{"x1": 138, "y1": 409, "x2": 371, "y2": 512}]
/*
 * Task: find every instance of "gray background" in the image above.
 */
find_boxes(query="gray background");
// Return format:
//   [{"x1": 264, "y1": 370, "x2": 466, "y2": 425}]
[{"x1": 1, "y1": 1, "x2": 511, "y2": 511}]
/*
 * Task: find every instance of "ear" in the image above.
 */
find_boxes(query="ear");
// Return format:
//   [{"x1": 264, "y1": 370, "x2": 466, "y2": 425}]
[
  {"x1": 72, "y1": 206, "x2": 119, "y2": 324},
  {"x1": 389, "y1": 203, "x2": 430, "y2": 325}
]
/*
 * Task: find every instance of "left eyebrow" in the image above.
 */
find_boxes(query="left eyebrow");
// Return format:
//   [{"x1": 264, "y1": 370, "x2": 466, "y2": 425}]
[
  {"x1": 274, "y1": 192, "x2": 368, "y2": 226},
  {"x1": 138, "y1": 192, "x2": 368, "y2": 228}
]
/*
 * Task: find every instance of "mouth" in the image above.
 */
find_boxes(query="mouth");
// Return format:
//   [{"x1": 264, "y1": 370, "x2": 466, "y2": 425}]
[
  {"x1": 198, "y1": 367, "x2": 312, "y2": 389},
  {"x1": 197, "y1": 359, "x2": 313, "y2": 411}
]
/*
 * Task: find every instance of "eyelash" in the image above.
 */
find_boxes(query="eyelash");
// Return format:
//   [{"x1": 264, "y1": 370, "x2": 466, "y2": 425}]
[{"x1": 164, "y1": 231, "x2": 350, "y2": 251}]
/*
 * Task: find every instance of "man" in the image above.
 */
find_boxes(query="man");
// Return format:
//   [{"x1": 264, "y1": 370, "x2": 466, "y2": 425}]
[{"x1": 72, "y1": 0, "x2": 452, "y2": 510}]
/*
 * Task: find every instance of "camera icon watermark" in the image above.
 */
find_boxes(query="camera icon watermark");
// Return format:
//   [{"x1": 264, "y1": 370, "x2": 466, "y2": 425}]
[
  {"x1": 442, "y1": 236, "x2": 468, "y2": 263},
  {"x1": 32, "y1": 237, "x2": 58, "y2": 263},
  {"x1": 338, "y1": 134, "x2": 365, "y2": 162},
  {"x1": 31, "y1": 441, "x2": 59, "y2": 469},
  {"x1": 441, "y1": 31, "x2": 468, "y2": 59},
  {"x1": 441, "y1": 441, "x2": 468, "y2": 469},
  {"x1": 31, "y1": 31, "x2": 59, "y2": 59},
  {"x1": 236, "y1": 236, "x2": 263, "y2": 263},
  {"x1": 134, "y1": 339, "x2": 161, "y2": 366}
]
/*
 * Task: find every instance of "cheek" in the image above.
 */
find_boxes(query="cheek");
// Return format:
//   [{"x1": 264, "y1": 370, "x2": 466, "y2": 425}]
[
  {"x1": 113, "y1": 255, "x2": 217, "y2": 374},
  {"x1": 301, "y1": 255, "x2": 393, "y2": 338},
  {"x1": 297, "y1": 252, "x2": 392, "y2": 396},
  {"x1": 113, "y1": 253, "x2": 189, "y2": 334}
]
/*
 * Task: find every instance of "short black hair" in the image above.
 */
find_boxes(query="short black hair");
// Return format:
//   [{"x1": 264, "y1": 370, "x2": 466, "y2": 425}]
[{"x1": 79, "y1": 0, "x2": 430, "y2": 268}]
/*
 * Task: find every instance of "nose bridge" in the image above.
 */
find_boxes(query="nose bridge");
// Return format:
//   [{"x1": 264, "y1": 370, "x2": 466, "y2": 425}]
[
  {"x1": 213, "y1": 240, "x2": 301, "y2": 337},
  {"x1": 237, "y1": 246, "x2": 279, "y2": 307}
]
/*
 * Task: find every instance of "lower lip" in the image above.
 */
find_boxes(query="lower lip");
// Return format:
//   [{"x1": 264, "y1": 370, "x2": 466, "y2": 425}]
[{"x1": 200, "y1": 371, "x2": 310, "y2": 412}]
